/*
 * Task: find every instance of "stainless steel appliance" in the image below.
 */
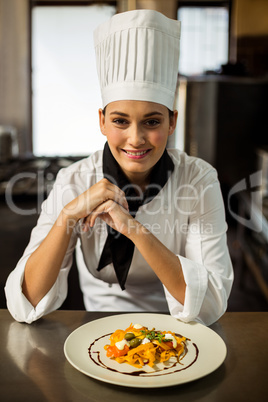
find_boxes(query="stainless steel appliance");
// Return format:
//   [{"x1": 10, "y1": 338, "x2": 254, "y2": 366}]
[{"x1": 176, "y1": 76, "x2": 268, "y2": 189}]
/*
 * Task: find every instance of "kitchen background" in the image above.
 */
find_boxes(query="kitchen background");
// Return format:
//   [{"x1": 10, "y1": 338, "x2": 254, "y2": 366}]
[{"x1": 0, "y1": 0, "x2": 267, "y2": 311}]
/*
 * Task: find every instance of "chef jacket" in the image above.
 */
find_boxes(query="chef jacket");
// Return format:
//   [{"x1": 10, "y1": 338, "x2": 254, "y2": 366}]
[{"x1": 5, "y1": 149, "x2": 233, "y2": 325}]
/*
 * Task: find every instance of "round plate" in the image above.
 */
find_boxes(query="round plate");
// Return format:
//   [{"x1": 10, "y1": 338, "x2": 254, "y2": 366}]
[{"x1": 64, "y1": 313, "x2": 226, "y2": 388}]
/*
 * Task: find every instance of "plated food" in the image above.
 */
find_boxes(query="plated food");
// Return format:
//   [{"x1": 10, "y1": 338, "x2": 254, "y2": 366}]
[
  {"x1": 64, "y1": 313, "x2": 227, "y2": 388},
  {"x1": 104, "y1": 323, "x2": 188, "y2": 368}
]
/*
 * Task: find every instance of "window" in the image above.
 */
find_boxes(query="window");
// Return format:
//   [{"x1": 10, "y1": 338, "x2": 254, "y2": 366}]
[
  {"x1": 177, "y1": 5, "x2": 229, "y2": 75},
  {"x1": 32, "y1": 4, "x2": 116, "y2": 156}
]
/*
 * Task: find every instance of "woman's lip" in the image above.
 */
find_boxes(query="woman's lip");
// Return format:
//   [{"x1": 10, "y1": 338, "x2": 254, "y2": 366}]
[{"x1": 122, "y1": 149, "x2": 152, "y2": 159}]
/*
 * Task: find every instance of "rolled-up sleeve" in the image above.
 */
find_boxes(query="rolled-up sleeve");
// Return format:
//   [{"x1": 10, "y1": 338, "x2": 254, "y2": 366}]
[
  {"x1": 4, "y1": 170, "x2": 78, "y2": 323},
  {"x1": 164, "y1": 169, "x2": 233, "y2": 326}
]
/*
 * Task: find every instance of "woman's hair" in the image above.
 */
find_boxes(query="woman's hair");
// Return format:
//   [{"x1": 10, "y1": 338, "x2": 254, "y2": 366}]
[
  {"x1": 102, "y1": 106, "x2": 174, "y2": 119},
  {"x1": 168, "y1": 109, "x2": 175, "y2": 119}
]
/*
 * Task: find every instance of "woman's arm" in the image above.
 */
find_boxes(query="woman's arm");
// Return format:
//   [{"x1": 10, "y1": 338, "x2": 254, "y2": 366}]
[
  {"x1": 22, "y1": 179, "x2": 128, "y2": 307},
  {"x1": 128, "y1": 221, "x2": 186, "y2": 305},
  {"x1": 86, "y1": 200, "x2": 186, "y2": 305},
  {"x1": 22, "y1": 212, "x2": 75, "y2": 307}
]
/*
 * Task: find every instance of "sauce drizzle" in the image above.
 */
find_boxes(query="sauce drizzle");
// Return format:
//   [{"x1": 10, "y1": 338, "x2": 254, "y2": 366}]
[{"x1": 88, "y1": 332, "x2": 199, "y2": 377}]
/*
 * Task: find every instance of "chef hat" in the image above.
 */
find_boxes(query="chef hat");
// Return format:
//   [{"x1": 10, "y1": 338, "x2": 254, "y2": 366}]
[{"x1": 94, "y1": 9, "x2": 180, "y2": 110}]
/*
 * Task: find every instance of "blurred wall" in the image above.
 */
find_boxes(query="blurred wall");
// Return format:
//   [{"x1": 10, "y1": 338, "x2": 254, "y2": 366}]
[
  {"x1": 119, "y1": 0, "x2": 177, "y2": 17},
  {"x1": 0, "y1": 0, "x2": 31, "y2": 155},
  {"x1": 230, "y1": 0, "x2": 268, "y2": 76},
  {"x1": 0, "y1": 0, "x2": 267, "y2": 157}
]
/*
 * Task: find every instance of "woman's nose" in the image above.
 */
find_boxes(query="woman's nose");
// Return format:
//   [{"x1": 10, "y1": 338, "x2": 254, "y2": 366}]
[{"x1": 127, "y1": 124, "x2": 145, "y2": 147}]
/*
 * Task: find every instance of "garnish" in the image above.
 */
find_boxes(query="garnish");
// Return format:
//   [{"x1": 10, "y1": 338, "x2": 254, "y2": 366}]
[
  {"x1": 104, "y1": 323, "x2": 187, "y2": 368},
  {"x1": 140, "y1": 329, "x2": 173, "y2": 343}
]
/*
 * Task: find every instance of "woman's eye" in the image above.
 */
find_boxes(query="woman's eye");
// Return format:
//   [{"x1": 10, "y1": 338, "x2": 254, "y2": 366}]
[
  {"x1": 145, "y1": 119, "x2": 160, "y2": 127},
  {"x1": 113, "y1": 118, "x2": 128, "y2": 125}
]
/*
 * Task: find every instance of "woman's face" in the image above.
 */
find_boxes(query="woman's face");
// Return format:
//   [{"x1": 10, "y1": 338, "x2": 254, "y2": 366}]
[{"x1": 99, "y1": 100, "x2": 177, "y2": 186}]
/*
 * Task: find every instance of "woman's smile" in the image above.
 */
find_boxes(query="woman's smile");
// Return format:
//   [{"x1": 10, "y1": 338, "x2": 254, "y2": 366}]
[{"x1": 122, "y1": 148, "x2": 152, "y2": 159}]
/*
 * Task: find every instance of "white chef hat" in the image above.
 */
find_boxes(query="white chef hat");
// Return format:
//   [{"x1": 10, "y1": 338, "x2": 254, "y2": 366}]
[{"x1": 94, "y1": 9, "x2": 180, "y2": 110}]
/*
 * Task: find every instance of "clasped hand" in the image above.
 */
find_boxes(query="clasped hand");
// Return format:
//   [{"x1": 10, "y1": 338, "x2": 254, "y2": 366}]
[{"x1": 63, "y1": 178, "x2": 135, "y2": 238}]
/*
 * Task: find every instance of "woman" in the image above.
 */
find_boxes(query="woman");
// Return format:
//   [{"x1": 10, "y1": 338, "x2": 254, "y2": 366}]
[{"x1": 5, "y1": 9, "x2": 233, "y2": 325}]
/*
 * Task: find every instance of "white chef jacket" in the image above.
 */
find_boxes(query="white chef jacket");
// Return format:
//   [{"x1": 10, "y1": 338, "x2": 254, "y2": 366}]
[{"x1": 5, "y1": 149, "x2": 233, "y2": 325}]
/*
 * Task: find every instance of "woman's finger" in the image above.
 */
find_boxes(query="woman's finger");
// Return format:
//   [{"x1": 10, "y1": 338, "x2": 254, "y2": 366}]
[
  {"x1": 83, "y1": 200, "x2": 114, "y2": 230},
  {"x1": 104, "y1": 182, "x2": 129, "y2": 210},
  {"x1": 91, "y1": 178, "x2": 129, "y2": 211}
]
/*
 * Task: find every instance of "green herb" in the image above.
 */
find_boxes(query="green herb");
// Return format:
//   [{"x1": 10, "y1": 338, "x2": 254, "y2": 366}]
[{"x1": 140, "y1": 329, "x2": 172, "y2": 344}]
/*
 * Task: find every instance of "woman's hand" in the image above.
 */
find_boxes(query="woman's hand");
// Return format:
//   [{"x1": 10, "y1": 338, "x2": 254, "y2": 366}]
[
  {"x1": 62, "y1": 178, "x2": 129, "y2": 223},
  {"x1": 83, "y1": 199, "x2": 135, "y2": 236}
]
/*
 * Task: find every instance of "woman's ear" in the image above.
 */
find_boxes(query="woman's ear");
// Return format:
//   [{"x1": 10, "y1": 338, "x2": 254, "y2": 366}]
[
  {"x1": 168, "y1": 110, "x2": 178, "y2": 136},
  {"x1": 98, "y1": 108, "x2": 106, "y2": 136}
]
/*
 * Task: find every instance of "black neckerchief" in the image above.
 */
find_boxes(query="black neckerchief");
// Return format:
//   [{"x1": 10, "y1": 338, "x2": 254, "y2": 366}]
[{"x1": 97, "y1": 142, "x2": 174, "y2": 290}]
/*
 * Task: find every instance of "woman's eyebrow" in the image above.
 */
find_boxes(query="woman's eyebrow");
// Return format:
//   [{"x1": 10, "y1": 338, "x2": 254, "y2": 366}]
[
  {"x1": 109, "y1": 111, "x2": 163, "y2": 117},
  {"x1": 144, "y1": 112, "x2": 163, "y2": 117},
  {"x1": 110, "y1": 111, "x2": 129, "y2": 117}
]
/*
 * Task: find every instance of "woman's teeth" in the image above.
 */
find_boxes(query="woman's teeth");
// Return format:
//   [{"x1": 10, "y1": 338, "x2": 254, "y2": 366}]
[{"x1": 125, "y1": 150, "x2": 148, "y2": 156}]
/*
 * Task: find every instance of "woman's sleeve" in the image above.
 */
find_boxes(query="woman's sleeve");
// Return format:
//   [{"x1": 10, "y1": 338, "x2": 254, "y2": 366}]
[
  {"x1": 164, "y1": 170, "x2": 234, "y2": 326},
  {"x1": 4, "y1": 172, "x2": 78, "y2": 324}
]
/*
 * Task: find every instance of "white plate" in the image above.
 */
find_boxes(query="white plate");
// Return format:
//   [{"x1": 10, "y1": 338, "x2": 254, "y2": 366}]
[{"x1": 64, "y1": 313, "x2": 226, "y2": 388}]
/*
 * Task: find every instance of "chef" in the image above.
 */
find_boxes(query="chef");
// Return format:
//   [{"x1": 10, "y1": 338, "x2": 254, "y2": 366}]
[{"x1": 5, "y1": 9, "x2": 233, "y2": 325}]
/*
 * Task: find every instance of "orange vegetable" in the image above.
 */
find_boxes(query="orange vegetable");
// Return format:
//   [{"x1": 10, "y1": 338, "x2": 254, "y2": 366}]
[
  {"x1": 164, "y1": 341, "x2": 174, "y2": 349},
  {"x1": 105, "y1": 344, "x2": 130, "y2": 358},
  {"x1": 104, "y1": 324, "x2": 187, "y2": 368}
]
